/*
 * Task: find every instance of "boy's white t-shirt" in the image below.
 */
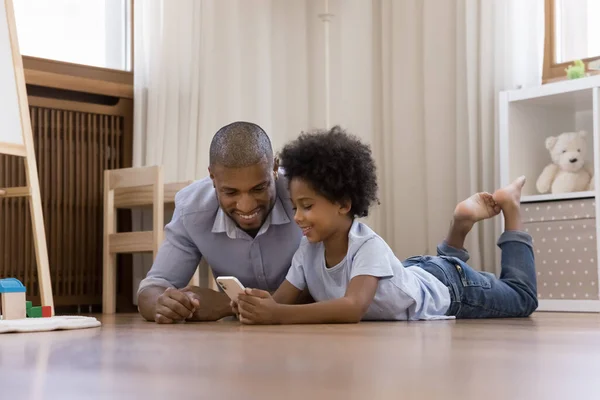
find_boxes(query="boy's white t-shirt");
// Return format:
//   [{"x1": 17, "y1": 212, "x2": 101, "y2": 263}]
[{"x1": 285, "y1": 220, "x2": 453, "y2": 321}]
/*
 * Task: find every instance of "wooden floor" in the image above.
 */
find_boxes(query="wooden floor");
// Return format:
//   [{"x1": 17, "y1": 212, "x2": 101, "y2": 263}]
[{"x1": 1, "y1": 313, "x2": 600, "y2": 399}]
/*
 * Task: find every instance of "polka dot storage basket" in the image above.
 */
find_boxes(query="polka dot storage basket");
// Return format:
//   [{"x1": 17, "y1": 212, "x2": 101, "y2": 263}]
[{"x1": 523, "y1": 197, "x2": 600, "y2": 312}]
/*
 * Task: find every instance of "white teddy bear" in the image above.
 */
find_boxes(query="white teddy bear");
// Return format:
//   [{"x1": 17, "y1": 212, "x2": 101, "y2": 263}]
[{"x1": 536, "y1": 131, "x2": 595, "y2": 194}]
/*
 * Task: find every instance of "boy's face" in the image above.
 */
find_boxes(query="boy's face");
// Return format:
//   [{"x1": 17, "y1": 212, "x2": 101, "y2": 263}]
[{"x1": 289, "y1": 177, "x2": 351, "y2": 244}]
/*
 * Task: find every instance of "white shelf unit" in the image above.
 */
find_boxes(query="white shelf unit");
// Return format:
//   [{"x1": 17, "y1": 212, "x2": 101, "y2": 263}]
[
  {"x1": 521, "y1": 191, "x2": 595, "y2": 204},
  {"x1": 499, "y1": 75, "x2": 600, "y2": 313}
]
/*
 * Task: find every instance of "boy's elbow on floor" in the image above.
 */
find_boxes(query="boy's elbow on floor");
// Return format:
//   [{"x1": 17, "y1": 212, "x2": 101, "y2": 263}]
[
  {"x1": 350, "y1": 308, "x2": 368, "y2": 324},
  {"x1": 341, "y1": 299, "x2": 367, "y2": 323},
  {"x1": 340, "y1": 316, "x2": 362, "y2": 324},
  {"x1": 346, "y1": 313, "x2": 363, "y2": 324}
]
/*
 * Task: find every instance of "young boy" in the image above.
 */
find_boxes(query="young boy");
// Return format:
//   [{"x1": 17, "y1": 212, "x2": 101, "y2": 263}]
[{"x1": 235, "y1": 127, "x2": 537, "y2": 324}]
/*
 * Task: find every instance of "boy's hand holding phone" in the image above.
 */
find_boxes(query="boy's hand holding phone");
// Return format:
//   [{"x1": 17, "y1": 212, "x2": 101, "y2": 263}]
[
  {"x1": 237, "y1": 288, "x2": 281, "y2": 325},
  {"x1": 216, "y1": 276, "x2": 281, "y2": 323}
]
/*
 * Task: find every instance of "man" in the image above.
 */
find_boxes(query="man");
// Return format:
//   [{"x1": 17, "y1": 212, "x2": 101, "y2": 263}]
[{"x1": 137, "y1": 121, "x2": 303, "y2": 323}]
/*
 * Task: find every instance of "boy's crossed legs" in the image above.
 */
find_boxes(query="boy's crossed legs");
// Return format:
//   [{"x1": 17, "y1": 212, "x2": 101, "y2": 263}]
[{"x1": 426, "y1": 176, "x2": 538, "y2": 318}]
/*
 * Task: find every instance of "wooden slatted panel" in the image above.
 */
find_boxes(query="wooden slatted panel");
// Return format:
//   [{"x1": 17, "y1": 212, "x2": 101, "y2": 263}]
[
  {"x1": 1, "y1": 143, "x2": 27, "y2": 286},
  {"x1": 0, "y1": 103, "x2": 127, "y2": 306}
]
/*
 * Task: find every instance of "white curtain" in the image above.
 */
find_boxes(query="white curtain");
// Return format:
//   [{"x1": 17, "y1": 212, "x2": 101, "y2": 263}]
[
  {"x1": 356, "y1": 0, "x2": 545, "y2": 273},
  {"x1": 133, "y1": 0, "x2": 545, "y2": 289},
  {"x1": 133, "y1": 0, "x2": 327, "y2": 183}
]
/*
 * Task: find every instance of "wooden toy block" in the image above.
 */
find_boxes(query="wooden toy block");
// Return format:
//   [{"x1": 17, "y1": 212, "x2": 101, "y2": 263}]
[
  {"x1": 27, "y1": 306, "x2": 42, "y2": 318},
  {"x1": 41, "y1": 306, "x2": 51, "y2": 318},
  {"x1": 0, "y1": 278, "x2": 27, "y2": 320},
  {"x1": 26, "y1": 301, "x2": 32, "y2": 310},
  {"x1": 1, "y1": 292, "x2": 26, "y2": 320}
]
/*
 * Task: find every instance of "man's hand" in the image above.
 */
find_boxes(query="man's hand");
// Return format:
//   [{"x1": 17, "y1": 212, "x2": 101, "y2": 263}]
[
  {"x1": 155, "y1": 287, "x2": 200, "y2": 324},
  {"x1": 182, "y1": 286, "x2": 233, "y2": 321},
  {"x1": 237, "y1": 288, "x2": 281, "y2": 325}
]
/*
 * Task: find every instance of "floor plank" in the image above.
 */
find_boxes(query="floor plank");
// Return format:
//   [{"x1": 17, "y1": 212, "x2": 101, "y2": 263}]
[{"x1": 1, "y1": 312, "x2": 600, "y2": 399}]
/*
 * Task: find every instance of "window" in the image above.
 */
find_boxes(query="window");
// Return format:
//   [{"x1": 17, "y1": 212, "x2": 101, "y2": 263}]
[
  {"x1": 544, "y1": 0, "x2": 600, "y2": 82},
  {"x1": 12, "y1": 0, "x2": 131, "y2": 71}
]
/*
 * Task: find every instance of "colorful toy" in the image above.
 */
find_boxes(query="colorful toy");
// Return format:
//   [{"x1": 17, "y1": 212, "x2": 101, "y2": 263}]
[
  {"x1": 26, "y1": 306, "x2": 52, "y2": 318},
  {"x1": 0, "y1": 281, "x2": 100, "y2": 334},
  {"x1": 565, "y1": 59, "x2": 586, "y2": 79},
  {"x1": 42, "y1": 305, "x2": 51, "y2": 317},
  {"x1": 27, "y1": 306, "x2": 42, "y2": 318},
  {"x1": 0, "y1": 278, "x2": 26, "y2": 320},
  {"x1": 0, "y1": 278, "x2": 53, "y2": 320}
]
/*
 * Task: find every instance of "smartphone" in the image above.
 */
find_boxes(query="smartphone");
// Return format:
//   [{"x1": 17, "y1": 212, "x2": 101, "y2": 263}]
[{"x1": 215, "y1": 276, "x2": 246, "y2": 302}]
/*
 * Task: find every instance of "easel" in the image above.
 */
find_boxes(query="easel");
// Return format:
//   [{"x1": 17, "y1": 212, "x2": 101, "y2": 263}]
[{"x1": 0, "y1": 0, "x2": 53, "y2": 312}]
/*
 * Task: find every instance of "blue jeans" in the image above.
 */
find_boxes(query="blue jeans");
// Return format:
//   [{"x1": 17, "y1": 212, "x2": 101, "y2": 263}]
[{"x1": 402, "y1": 230, "x2": 538, "y2": 318}]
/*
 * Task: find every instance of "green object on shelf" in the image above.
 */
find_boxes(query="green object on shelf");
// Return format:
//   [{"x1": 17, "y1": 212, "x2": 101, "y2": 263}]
[
  {"x1": 27, "y1": 306, "x2": 42, "y2": 318},
  {"x1": 26, "y1": 301, "x2": 32, "y2": 310},
  {"x1": 565, "y1": 59, "x2": 585, "y2": 79}
]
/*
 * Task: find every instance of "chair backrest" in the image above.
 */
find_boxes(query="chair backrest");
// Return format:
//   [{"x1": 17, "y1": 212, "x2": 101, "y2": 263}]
[
  {"x1": 104, "y1": 165, "x2": 164, "y2": 258},
  {"x1": 114, "y1": 180, "x2": 192, "y2": 208},
  {"x1": 106, "y1": 166, "x2": 163, "y2": 190}
]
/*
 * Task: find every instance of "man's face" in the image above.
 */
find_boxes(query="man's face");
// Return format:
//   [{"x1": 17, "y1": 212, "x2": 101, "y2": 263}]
[{"x1": 210, "y1": 158, "x2": 278, "y2": 234}]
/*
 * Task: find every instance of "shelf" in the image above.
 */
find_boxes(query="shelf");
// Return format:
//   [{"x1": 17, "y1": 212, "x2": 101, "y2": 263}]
[
  {"x1": 511, "y1": 89, "x2": 592, "y2": 112},
  {"x1": 521, "y1": 191, "x2": 596, "y2": 203},
  {"x1": 500, "y1": 86, "x2": 596, "y2": 197},
  {"x1": 507, "y1": 75, "x2": 600, "y2": 106},
  {"x1": 537, "y1": 299, "x2": 600, "y2": 312},
  {"x1": 501, "y1": 78, "x2": 600, "y2": 314}
]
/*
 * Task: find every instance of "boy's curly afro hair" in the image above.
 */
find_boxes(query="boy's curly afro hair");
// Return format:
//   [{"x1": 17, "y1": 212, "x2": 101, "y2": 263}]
[{"x1": 279, "y1": 126, "x2": 379, "y2": 218}]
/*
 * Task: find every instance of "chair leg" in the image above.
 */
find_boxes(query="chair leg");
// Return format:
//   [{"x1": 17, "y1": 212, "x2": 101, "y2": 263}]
[
  {"x1": 208, "y1": 267, "x2": 219, "y2": 291},
  {"x1": 103, "y1": 172, "x2": 116, "y2": 314},
  {"x1": 152, "y1": 167, "x2": 164, "y2": 259},
  {"x1": 103, "y1": 253, "x2": 117, "y2": 314},
  {"x1": 189, "y1": 266, "x2": 201, "y2": 287}
]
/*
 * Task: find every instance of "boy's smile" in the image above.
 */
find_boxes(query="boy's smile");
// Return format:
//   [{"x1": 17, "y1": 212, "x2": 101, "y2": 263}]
[
  {"x1": 290, "y1": 178, "x2": 352, "y2": 246},
  {"x1": 300, "y1": 226, "x2": 313, "y2": 236}
]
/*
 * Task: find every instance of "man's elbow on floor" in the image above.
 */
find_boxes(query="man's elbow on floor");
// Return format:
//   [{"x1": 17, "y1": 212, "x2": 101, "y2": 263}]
[
  {"x1": 137, "y1": 301, "x2": 156, "y2": 322},
  {"x1": 136, "y1": 286, "x2": 164, "y2": 322},
  {"x1": 136, "y1": 304, "x2": 155, "y2": 322}
]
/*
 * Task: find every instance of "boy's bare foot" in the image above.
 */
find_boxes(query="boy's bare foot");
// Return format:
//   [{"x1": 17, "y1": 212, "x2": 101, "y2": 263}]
[
  {"x1": 493, "y1": 176, "x2": 526, "y2": 231},
  {"x1": 454, "y1": 192, "x2": 501, "y2": 225},
  {"x1": 493, "y1": 176, "x2": 525, "y2": 211},
  {"x1": 444, "y1": 177, "x2": 526, "y2": 249},
  {"x1": 446, "y1": 192, "x2": 501, "y2": 249}
]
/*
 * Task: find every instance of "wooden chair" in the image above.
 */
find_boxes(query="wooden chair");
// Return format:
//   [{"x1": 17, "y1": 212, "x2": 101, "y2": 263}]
[{"x1": 102, "y1": 165, "x2": 196, "y2": 314}]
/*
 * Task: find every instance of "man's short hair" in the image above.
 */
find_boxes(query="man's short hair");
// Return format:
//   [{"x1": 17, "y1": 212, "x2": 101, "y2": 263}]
[{"x1": 209, "y1": 121, "x2": 273, "y2": 168}]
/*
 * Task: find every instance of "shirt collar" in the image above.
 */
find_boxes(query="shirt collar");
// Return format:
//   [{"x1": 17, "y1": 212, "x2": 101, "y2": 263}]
[{"x1": 211, "y1": 196, "x2": 291, "y2": 239}]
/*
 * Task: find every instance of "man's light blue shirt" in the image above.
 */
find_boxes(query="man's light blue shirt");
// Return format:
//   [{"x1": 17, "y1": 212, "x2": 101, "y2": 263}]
[{"x1": 137, "y1": 173, "x2": 302, "y2": 296}]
